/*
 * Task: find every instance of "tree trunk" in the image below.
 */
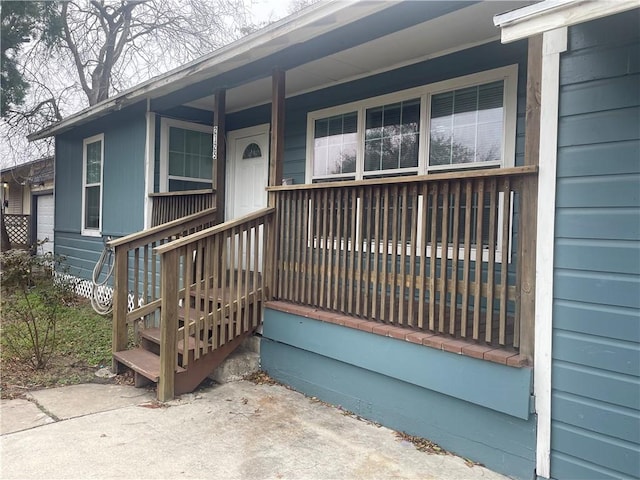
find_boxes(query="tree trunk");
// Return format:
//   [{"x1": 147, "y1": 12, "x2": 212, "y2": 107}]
[{"x1": 1, "y1": 209, "x2": 12, "y2": 252}]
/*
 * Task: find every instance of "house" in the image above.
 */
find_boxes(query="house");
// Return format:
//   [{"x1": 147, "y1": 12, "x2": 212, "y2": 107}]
[
  {"x1": 1, "y1": 156, "x2": 55, "y2": 253},
  {"x1": 494, "y1": 2, "x2": 640, "y2": 479},
  {"x1": 28, "y1": 1, "x2": 639, "y2": 479}
]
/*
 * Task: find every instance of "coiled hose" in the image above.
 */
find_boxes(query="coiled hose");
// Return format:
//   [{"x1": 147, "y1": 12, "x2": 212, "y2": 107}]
[{"x1": 91, "y1": 240, "x2": 115, "y2": 315}]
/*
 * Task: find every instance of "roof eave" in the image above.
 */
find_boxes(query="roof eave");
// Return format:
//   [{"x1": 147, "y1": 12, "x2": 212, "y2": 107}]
[
  {"x1": 28, "y1": 0, "x2": 393, "y2": 141},
  {"x1": 494, "y1": 0, "x2": 639, "y2": 43}
]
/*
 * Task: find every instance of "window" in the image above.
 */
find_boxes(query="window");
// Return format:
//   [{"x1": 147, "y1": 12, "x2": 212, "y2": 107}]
[
  {"x1": 429, "y1": 81, "x2": 504, "y2": 169},
  {"x1": 82, "y1": 134, "x2": 104, "y2": 236},
  {"x1": 243, "y1": 143, "x2": 262, "y2": 159},
  {"x1": 306, "y1": 65, "x2": 517, "y2": 182},
  {"x1": 313, "y1": 112, "x2": 357, "y2": 179},
  {"x1": 365, "y1": 99, "x2": 420, "y2": 175},
  {"x1": 160, "y1": 118, "x2": 213, "y2": 192}
]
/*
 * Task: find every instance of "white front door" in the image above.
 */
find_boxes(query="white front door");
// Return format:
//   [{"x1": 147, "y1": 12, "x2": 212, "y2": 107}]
[
  {"x1": 226, "y1": 124, "x2": 269, "y2": 221},
  {"x1": 225, "y1": 124, "x2": 270, "y2": 272}
]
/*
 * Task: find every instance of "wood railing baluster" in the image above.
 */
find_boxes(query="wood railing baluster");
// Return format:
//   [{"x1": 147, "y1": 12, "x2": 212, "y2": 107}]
[
  {"x1": 428, "y1": 182, "x2": 438, "y2": 331},
  {"x1": 407, "y1": 184, "x2": 419, "y2": 328},
  {"x1": 398, "y1": 184, "x2": 408, "y2": 327},
  {"x1": 371, "y1": 187, "x2": 381, "y2": 321},
  {"x1": 326, "y1": 188, "x2": 335, "y2": 308},
  {"x1": 438, "y1": 181, "x2": 450, "y2": 333},
  {"x1": 388, "y1": 185, "x2": 399, "y2": 325},
  {"x1": 418, "y1": 183, "x2": 429, "y2": 330},
  {"x1": 449, "y1": 181, "x2": 461, "y2": 336},
  {"x1": 486, "y1": 178, "x2": 498, "y2": 344},
  {"x1": 472, "y1": 179, "x2": 485, "y2": 341}
]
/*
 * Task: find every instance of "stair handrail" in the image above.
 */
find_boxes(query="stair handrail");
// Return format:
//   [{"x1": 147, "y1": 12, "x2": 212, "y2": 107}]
[
  {"x1": 153, "y1": 207, "x2": 275, "y2": 255},
  {"x1": 153, "y1": 206, "x2": 275, "y2": 401},
  {"x1": 108, "y1": 207, "x2": 218, "y2": 251},
  {"x1": 111, "y1": 206, "x2": 218, "y2": 374}
]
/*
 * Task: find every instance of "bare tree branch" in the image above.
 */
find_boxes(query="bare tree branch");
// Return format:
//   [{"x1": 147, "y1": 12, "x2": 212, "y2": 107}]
[{"x1": 1, "y1": 0, "x2": 254, "y2": 169}]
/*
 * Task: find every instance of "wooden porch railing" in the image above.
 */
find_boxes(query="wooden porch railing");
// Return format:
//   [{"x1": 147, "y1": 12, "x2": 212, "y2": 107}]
[
  {"x1": 268, "y1": 166, "x2": 538, "y2": 355},
  {"x1": 153, "y1": 207, "x2": 274, "y2": 400},
  {"x1": 150, "y1": 190, "x2": 215, "y2": 227},
  {"x1": 109, "y1": 207, "x2": 217, "y2": 364},
  {"x1": 4, "y1": 214, "x2": 30, "y2": 246}
]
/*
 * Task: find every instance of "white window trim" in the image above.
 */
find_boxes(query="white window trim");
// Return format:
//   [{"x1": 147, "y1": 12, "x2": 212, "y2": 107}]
[
  {"x1": 81, "y1": 133, "x2": 104, "y2": 237},
  {"x1": 159, "y1": 117, "x2": 214, "y2": 192},
  {"x1": 305, "y1": 64, "x2": 518, "y2": 183}
]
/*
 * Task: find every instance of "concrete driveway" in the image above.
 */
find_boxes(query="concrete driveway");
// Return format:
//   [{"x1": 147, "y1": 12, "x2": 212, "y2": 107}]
[{"x1": 0, "y1": 381, "x2": 508, "y2": 479}]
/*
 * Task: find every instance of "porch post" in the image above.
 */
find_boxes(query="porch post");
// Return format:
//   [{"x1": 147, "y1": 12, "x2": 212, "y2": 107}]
[
  {"x1": 158, "y1": 248, "x2": 178, "y2": 401},
  {"x1": 111, "y1": 245, "x2": 129, "y2": 372},
  {"x1": 518, "y1": 35, "x2": 542, "y2": 362},
  {"x1": 213, "y1": 89, "x2": 226, "y2": 223},
  {"x1": 269, "y1": 69, "x2": 285, "y2": 196},
  {"x1": 266, "y1": 69, "x2": 285, "y2": 299}
]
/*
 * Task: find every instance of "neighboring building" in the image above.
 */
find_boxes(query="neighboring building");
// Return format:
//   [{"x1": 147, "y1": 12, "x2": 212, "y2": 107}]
[
  {"x1": 1, "y1": 156, "x2": 55, "y2": 253},
  {"x1": 29, "y1": 2, "x2": 639, "y2": 479}
]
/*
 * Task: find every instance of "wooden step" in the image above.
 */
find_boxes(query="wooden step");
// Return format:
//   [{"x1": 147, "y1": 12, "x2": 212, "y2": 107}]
[
  {"x1": 113, "y1": 348, "x2": 185, "y2": 383},
  {"x1": 178, "y1": 306, "x2": 235, "y2": 325},
  {"x1": 140, "y1": 327, "x2": 208, "y2": 353}
]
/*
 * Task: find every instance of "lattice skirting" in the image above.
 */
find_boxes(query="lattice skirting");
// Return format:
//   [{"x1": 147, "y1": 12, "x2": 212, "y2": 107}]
[{"x1": 55, "y1": 272, "x2": 140, "y2": 312}]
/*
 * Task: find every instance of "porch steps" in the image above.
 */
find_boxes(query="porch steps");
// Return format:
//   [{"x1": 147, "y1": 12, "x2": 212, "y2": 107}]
[
  {"x1": 113, "y1": 348, "x2": 185, "y2": 386},
  {"x1": 140, "y1": 327, "x2": 207, "y2": 355},
  {"x1": 113, "y1": 288, "x2": 258, "y2": 397}
]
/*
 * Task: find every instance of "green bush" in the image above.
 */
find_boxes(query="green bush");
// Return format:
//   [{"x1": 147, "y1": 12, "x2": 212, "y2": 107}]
[{"x1": 1, "y1": 250, "x2": 76, "y2": 369}]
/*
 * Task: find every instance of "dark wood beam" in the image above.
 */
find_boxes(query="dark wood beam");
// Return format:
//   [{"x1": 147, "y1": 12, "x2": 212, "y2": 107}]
[
  {"x1": 269, "y1": 69, "x2": 285, "y2": 198},
  {"x1": 519, "y1": 34, "x2": 543, "y2": 362},
  {"x1": 266, "y1": 69, "x2": 286, "y2": 299},
  {"x1": 213, "y1": 89, "x2": 226, "y2": 222}
]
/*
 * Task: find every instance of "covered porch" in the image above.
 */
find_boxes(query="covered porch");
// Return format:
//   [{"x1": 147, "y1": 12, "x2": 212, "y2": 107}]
[{"x1": 109, "y1": 1, "x2": 540, "y2": 402}]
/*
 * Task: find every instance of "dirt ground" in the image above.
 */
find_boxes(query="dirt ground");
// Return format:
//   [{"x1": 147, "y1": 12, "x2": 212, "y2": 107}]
[{"x1": 0, "y1": 356, "x2": 134, "y2": 399}]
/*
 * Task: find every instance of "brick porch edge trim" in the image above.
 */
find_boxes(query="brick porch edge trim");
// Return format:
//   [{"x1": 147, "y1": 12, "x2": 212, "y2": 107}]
[{"x1": 265, "y1": 300, "x2": 529, "y2": 368}]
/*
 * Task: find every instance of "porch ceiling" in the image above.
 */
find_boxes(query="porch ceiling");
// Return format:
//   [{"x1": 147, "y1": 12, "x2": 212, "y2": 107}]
[{"x1": 187, "y1": 1, "x2": 530, "y2": 113}]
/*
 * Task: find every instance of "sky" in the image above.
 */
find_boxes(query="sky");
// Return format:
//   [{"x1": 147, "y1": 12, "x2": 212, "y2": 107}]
[
  {"x1": 0, "y1": 0, "x2": 297, "y2": 169},
  {"x1": 247, "y1": 0, "x2": 292, "y2": 24}
]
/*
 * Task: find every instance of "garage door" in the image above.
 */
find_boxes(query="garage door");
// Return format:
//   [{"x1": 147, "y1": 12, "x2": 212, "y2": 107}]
[{"x1": 36, "y1": 194, "x2": 54, "y2": 256}]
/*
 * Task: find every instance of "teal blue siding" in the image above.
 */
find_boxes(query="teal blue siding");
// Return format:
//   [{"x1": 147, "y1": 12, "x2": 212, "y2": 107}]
[
  {"x1": 551, "y1": 10, "x2": 640, "y2": 480},
  {"x1": 262, "y1": 308, "x2": 536, "y2": 480},
  {"x1": 54, "y1": 103, "x2": 147, "y2": 280},
  {"x1": 102, "y1": 114, "x2": 146, "y2": 236},
  {"x1": 55, "y1": 231, "x2": 107, "y2": 280}
]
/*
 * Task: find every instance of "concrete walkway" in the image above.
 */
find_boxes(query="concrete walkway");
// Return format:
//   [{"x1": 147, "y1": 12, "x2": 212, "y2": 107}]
[{"x1": 0, "y1": 381, "x2": 508, "y2": 480}]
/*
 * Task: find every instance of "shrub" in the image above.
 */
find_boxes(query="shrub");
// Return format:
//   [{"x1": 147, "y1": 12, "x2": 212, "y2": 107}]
[{"x1": 0, "y1": 250, "x2": 75, "y2": 369}]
